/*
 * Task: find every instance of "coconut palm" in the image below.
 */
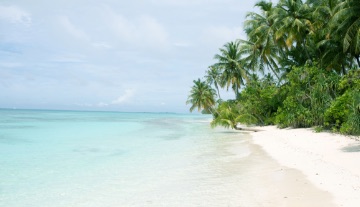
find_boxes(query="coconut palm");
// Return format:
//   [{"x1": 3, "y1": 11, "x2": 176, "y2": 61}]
[
  {"x1": 245, "y1": 0, "x2": 275, "y2": 44},
  {"x1": 213, "y1": 41, "x2": 248, "y2": 98},
  {"x1": 243, "y1": 1, "x2": 289, "y2": 80},
  {"x1": 210, "y1": 100, "x2": 240, "y2": 129},
  {"x1": 311, "y1": 0, "x2": 349, "y2": 72},
  {"x1": 238, "y1": 39, "x2": 281, "y2": 80},
  {"x1": 271, "y1": 0, "x2": 313, "y2": 64},
  {"x1": 332, "y1": 0, "x2": 360, "y2": 66},
  {"x1": 186, "y1": 79, "x2": 217, "y2": 113},
  {"x1": 205, "y1": 66, "x2": 222, "y2": 99}
]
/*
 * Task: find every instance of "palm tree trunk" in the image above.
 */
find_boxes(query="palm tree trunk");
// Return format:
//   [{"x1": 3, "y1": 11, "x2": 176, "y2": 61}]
[
  {"x1": 214, "y1": 83, "x2": 221, "y2": 99},
  {"x1": 268, "y1": 63, "x2": 281, "y2": 81},
  {"x1": 235, "y1": 84, "x2": 240, "y2": 99},
  {"x1": 216, "y1": 88, "x2": 221, "y2": 99},
  {"x1": 208, "y1": 107, "x2": 216, "y2": 116},
  {"x1": 356, "y1": 55, "x2": 360, "y2": 68},
  {"x1": 303, "y1": 39, "x2": 312, "y2": 64},
  {"x1": 342, "y1": 64, "x2": 347, "y2": 75}
]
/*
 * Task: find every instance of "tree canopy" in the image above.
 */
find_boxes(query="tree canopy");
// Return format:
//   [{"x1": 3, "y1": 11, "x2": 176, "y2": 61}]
[{"x1": 187, "y1": 0, "x2": 360, "y2": 135}]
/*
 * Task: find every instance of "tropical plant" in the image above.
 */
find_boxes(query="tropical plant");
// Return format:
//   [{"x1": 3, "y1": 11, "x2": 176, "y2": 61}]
[
  {"x1": 325, "y1": 70, "x2": 360, "y2": 134},
  {"x1": 237, "y1": 74, "x2": 280, "y2": 125},
  {"x1": 186, "y1": 79, "x2": 217, "y2": 113},
  {"x1": 188, "y1": 0, "x2": 360, "y2": 135},
  {"x1": 312, "y1": 0, "x2": 351, "y2": 73},
  {"x1": 332, "y1": 0, "x2": 360, "y2": 66},
  {"x1": 213, "y1": 41, "x2": 248, "y2": 97},
  {"x1": 205, "y1": 66, "x2": 222, "y2": 99},
  {"x1": 238, "y1": 39, "x2": 281, "y2": 80},
  {"x1": 243, "y1": 0, "x2": 282, "y2": 80},
  {"x1": 210, "y1": 100, "x2": 240, "y2": 129},
  {"x1": 272, "y1": 0, "x2": 313, "y2": 64},
  {"x1": 275, "y1": 63, "x2": 339, "y2": 128}
]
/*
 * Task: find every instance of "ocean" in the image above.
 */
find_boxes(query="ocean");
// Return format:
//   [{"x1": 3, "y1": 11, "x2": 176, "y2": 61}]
[{"x1": 0, "y1": 109, "x2": 253, "y2": 207}]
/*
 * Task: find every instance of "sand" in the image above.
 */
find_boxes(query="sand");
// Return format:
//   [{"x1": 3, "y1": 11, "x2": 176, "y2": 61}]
[{"x1": 249, "y1": 126, "x2": 360, "y2": 207}]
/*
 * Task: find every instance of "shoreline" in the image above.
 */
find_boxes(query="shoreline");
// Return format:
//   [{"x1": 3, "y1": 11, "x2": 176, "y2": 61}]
[{"x1": 249, "y1": 126, "x2": 360, "y2": 207}]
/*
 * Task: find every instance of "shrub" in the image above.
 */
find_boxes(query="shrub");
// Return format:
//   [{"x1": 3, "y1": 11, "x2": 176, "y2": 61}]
[
  {"x1": 275, "y1": 63, "x2": 339, "y2": 128},
  {"x1": 325, "y1": 70, "x2": 360, "y2": 135},
  {"x1": 237, "y1": 74, "x2": 280, "y2": 126}
]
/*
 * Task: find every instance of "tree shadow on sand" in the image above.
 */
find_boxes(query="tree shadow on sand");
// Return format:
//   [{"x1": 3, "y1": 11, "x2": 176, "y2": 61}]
[{"x1": 341, "y1": 144, "x2": 360, "y2": 152}]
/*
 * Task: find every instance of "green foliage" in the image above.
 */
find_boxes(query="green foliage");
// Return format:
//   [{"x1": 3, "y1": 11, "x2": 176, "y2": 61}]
[
  {"x1": 314, "y1": 126, "x2": 324, "y2": 133},
  {"x1": 339, "y1": 91, "x2": 360, "y2": 135},
  {"x1": 324, "y1": 91, "x2": 351, "y2": 130},
  {"x1": 325, "y1": 70, "x2": 360, "y2": 135},
  {"x1": 275, "y1": 63, "x2": 339, "y2": 128},
  {"x1": 189, "y1": 0, "x2": 360, "y2": 136},
  {"x1": 211, "y1": 100, "x2": 240, "y2": 129},
  {"x1": 186, "y1": 79, "x2": 217, "y2": 113},
  {"x1": 338, "y1": 70, "x2": 360, "y2": 91},
  {"x1": 213, "y1": 41, "x2": 249, "y2": 97},
  {"x1": 237, "y1": 74, "x2": 280, "y2": 126}
]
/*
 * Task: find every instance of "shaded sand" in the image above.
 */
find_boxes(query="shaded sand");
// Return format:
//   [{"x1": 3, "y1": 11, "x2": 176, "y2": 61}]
[{"x1": 250, "y1": 126, "x2": 360, "y2": 207}]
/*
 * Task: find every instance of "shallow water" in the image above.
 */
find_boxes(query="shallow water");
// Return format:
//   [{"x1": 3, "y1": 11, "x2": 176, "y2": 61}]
[{"x1": 0, "y1": 109, "x2": 334, "y2": 207}]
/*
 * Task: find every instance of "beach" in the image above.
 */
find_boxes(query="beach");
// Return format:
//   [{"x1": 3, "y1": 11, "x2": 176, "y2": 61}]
[{"x1": 250, "y1": 126, "x2": 360, "y2": 207}]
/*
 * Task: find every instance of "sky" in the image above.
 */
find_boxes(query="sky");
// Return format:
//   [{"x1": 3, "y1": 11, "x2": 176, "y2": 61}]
[{"x1": 0, "y1": 0, "x2": 270, "y2": 113}]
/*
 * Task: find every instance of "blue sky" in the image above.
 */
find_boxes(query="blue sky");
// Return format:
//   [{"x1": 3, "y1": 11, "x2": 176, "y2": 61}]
[{"x1": 0, "y1": 0, "x2": 268, "y2": 113}]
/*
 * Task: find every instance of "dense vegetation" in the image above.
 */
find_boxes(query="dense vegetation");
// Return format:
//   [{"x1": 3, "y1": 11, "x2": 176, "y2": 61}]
[{"x1": 187, "y1": 0, "x2": 360, "y2": 135}]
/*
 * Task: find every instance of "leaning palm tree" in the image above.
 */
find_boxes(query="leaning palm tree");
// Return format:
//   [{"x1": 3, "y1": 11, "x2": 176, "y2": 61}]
[
  {"x1": 205, "y1": 66, "x2": 222, "y2": 99},
  {"x1": 186, "y1": 79, "x2": 217, "y2": 113},
  {"x1": 210, "y1": 100, "x2": 240, "y2": 129},
  {"x1": 213, "y1": 41, "x2": 248, "y2": 98}
]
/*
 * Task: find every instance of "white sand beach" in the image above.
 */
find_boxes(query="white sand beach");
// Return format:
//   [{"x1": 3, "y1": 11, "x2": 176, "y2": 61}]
[{"x1": 250, "y1": 126, "x2": 360, "y2": 207}]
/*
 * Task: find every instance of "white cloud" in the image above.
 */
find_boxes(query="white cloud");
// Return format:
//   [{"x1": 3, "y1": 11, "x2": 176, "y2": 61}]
[
  {"x1": 149, "y1": 0, "x2": 227, "y2": 6},
  {"x1": 173, "y1": 42, "x2": 190, "y2": 48},
  {"x1": 97, "y1": 102, "x2": 109, "y2": 107},
  {"x1": 51, "y1": 54, "x2": 86, "y2": 63},
  {"x1": 59, "y1": 16, "x2": 90, "y2": 40},
  {"x1": 0, "y1": 5, "x2": 31, "y2": 26},
  {"x1": 75, "y1": 103, "x2": 93, "y2": 107},
  {"x1": 203, "y1": 26, "x2": 244, "y2": 45},
  {"x1": 111, "y1": 89, "x2": 135, "y2": 104},
  {"x1": 92, "y1": 42, "x2": 112, "y2": 49},
  {"x1": 106, "y1": 9, "x2": 169, "y2": 48}
]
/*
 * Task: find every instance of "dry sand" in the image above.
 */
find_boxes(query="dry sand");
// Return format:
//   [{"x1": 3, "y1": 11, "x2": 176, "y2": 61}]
[{"x1": 249, "y1": 126, "x2": 360, "y2": 207}]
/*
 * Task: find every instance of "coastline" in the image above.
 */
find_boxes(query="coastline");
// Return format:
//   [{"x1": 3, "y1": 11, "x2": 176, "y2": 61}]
[{"x1": 249, "y1": 126, "x2": 360, "y2": 207}]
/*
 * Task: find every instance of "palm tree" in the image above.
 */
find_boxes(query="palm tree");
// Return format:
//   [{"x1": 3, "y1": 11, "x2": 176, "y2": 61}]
[
  {"x1": 271, "y1": 0, "x2": 314, "y2": 64},
  {"x1": 238, "y1": 39, "x2": 281, "y2": 80},
  {"x1": 213, "y1": 41, "x2": 248, "y2": 98},
  {"x1": 317, "y1": 38, "x2": 352, "y2": 74},
  {"x1": 245, "y1": 0, "x2": 276, "y2": 45},
  {"x1": 307, "y1": 0, "x2": 353, "y2": 73},
  {"x1": 243, "y1": 1, "x2": 288, "y2": 80},
  {"x1": 332, "y1": 0, "x2": 360, "y2": 67},
  {"x1": 210, "y1": 100, "x2": 240, "y2": 129},
  {"x1": 205, "y1": 66, "x2": 221, "y2": 99},
  {"x1": 186, "y1": 79, "x2": 217, "y2": 113}
]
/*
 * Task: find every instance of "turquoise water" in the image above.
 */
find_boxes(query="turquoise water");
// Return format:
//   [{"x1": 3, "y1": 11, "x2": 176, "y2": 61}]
[{"x1": 0, "y1": 109, "x2": 251, "y2": 206}]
